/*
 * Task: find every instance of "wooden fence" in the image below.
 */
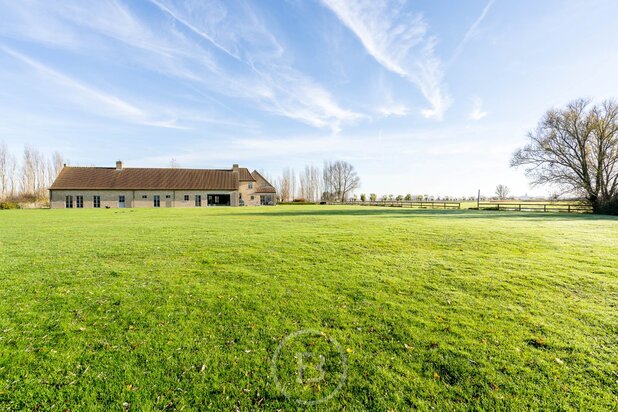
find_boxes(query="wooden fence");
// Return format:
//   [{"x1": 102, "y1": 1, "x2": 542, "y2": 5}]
[
  {"x1": 332, "y1": 200, "x2": 461, "y2": 209},
  {"x1": 327, "y1": 200, "x2": 593, "y2": 213},
  {"x1": 478, "y1": 202, "x2": 592, "y2": 213}
]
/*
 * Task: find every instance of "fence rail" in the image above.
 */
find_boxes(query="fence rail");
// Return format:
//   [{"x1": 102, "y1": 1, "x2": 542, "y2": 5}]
[
  {"x1": 478, "y1": 202, "x2": 592, "y2": 213},
  {"x1": 326, "y1": 200, "x2": 593, "y2": 213},
  {"x1": 331, "y1": 200, "x2": 461, "y2": 209}
]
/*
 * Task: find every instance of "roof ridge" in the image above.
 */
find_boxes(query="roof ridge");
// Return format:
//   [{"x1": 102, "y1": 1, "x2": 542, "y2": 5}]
[{"x1": 64, "y1": 166, "x2": 234, "y2": 172}]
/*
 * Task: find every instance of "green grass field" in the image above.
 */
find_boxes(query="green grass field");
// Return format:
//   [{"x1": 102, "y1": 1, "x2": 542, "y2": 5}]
[{"x1": 1, "y1": 206, "x2": 617, "y2": 410}]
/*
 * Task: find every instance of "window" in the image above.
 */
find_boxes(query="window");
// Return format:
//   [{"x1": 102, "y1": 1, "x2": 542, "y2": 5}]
[
  {"x1": 142, "y1": 195, "x2": 148, "y2": 199},
  {"x1": 153, "y1": 195, "x2": 161, "y2": 208},
  {"x1": 250, "y1": 195, "x2": 254, "y2": 200},
  {"x1": 65, "y1": 195, "x2": 73, "y2": 208},
  {"x1": 195, "y1": 195, "x2": 202, "y2": 207},
  {"x1": 184, "y1": 195, "x2": 190, "y2": 201},
  {"x1": 248, "y1": 182, "x2": 253, "y2": 189},
  {"x1": 261, "y1": 195, "x2": 273, "y2": 205},
  {"x1": 166, "y1": 195, "x2": 171, "y2": 198},
  {"x1": 76, "y1": 196, "x2": 84, "y2": 208},
  {"x1": 93, "y1": 196, "x2": 101, "y2": 208}
]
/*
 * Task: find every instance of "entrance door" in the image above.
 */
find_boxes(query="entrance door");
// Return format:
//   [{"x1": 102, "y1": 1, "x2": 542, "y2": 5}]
[
  {"x1": 195, "y1": 195, "x2": 202, "y2": 207},
  {"x1": 118, "y1": 195, "x2": 125, "y2": 208},
  {"x1": 153, "y1": 195, "x2": 161, "y2": 208},
  {"x1": 207, "y1": 194, "x2": 231, "y2": 206}
]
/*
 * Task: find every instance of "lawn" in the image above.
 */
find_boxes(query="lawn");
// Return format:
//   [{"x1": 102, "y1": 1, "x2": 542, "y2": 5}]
[{"x1": 0, "y1": 206, "x2": 617, "y2": 410}]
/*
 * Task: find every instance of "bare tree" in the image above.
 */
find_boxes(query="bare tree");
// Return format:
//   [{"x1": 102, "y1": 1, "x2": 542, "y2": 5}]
[
  {"x1": 310, "y1": 165, "x2": 321, "y2": 202},
  {"x1": 20, "y1": 146, "x2": 48, "y2": 198},
  {"x1": 298, "y1": 165, "x2": 322, "y2": 202},
  {"x1": 278, "y1": 168, "x2": 294, "y2": 202},
  {"x1": 6, "y1": 152, "x2": 17, "y2": 197},
  {"x1": 299, "y1": 166, "x2": 310, "y2": 201},
  {"x1": 495, "y1": 184, "x2": 510, "y2": 200},
  {"x1": 0, "y1": 141, "x2": 10, "y2": 199},
  {"x1": 52, "y1": 151, "x2": 65, "y2": 177},
  {"x1": 323, "y1": 160, "x2": 360, "y2": 202},
  {"x1": 290, "y1": 168, "x2": 296, "y2": 201},
  {"x1": 512, "y1": 99, "x2": 618, "y2": 212},
  {"x1": 322, "y1": 161, "x2": 335, "y2": 201},
  {"x1": 21, "y1": 146, "x2": 36, "y2": 196}
]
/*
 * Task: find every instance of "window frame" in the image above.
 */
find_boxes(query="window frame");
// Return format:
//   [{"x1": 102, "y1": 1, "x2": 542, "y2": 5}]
[
  {"x1": 93, "y1": 195, "x2": 101, "y2": 208},
  {"x1": 76, "y1": 195, "x2": 84, "y2": 208}
]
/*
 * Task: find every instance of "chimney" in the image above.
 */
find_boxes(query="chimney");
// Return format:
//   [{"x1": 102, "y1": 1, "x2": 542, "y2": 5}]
[
  {"x1": 116, "y1": 160, "x2": 123, "y2": 170},
  {"x1": 232, "y1": 163, "x2": 239, "y2": 172}
]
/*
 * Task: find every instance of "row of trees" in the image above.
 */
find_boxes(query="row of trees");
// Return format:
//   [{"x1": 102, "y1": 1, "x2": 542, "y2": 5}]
[
  {"x1": 0, "y1": 141, "x2": 65, "y2": 201},
  {"x1": 354, "y1": 191, "x2": 512, "y2": 202},
  {"x1": 275, "y1": 160, "x2": 360, "y2": 202}
]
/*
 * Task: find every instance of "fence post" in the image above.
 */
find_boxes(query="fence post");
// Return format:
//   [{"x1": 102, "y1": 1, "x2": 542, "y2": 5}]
[
  {"x1": 544, "y1": 204, "x2": 547, "y2": 212},
  {"x1": 568, "y1": 204, "x2": 571, "y2": 213}
]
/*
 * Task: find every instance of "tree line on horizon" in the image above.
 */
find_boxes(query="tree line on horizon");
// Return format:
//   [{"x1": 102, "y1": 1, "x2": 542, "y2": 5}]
[
  {"x1": 273, "y1": 160, "x2": 361, "y2": 203},
  {"x1": 0, "y1": 141, "x2": 65, "y2": 204}
]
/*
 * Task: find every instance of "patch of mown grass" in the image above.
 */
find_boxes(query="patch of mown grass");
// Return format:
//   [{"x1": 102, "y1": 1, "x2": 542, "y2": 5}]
[{"x1": 0, "y1": 206, "x2": 617, "y2": 410}]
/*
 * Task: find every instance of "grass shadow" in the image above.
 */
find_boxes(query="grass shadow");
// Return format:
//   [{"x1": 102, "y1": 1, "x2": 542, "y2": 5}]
[{"x1": 240, "y1": 206, "x2": 618, "y2": 221}]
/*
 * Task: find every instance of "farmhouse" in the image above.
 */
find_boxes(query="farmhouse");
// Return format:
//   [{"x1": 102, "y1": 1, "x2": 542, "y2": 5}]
[{"x1": 49, "y1": 162, "x2": 277, "y2": 208}]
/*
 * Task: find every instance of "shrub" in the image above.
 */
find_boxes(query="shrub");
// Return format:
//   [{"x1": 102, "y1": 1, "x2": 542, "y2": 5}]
[
  {"x1": 0, "y1": 201, "x2": 19, "y2": 210},
  {"x1": 292, "y1": 198, "x2": 306, "y2": 203},
  {"x1": 598, "y1": 197, "x2": 618, "y2": 215},
  {"x1": 360, "y1": 193, "x2": 366, "y2": 202}
]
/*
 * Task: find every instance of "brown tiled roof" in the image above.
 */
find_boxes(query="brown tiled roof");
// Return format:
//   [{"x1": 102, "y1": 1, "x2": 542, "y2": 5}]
[
  {"x1": 251, "y1": 170, "x2": 277, "y2": 193},
  {"x1": 238, "y1": 168, "x2": 256, "y2": 181},
  {"x1": 50, "y1": 167, "x2": 238, "y2": 190}
]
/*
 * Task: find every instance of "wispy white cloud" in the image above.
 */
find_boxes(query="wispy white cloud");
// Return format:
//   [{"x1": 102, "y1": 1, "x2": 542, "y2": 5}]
[
  {"x1": 321, "y1": 0, "x2": 451, "y2": 119},
  {"x1": 0, "y1": 45, "x2": 185, "y2": 129},
  {"x1": 469, "y1": 97, "x2": 488, "y2": 121},
  {"x1": 148, "y1": 0, "x2": 362, "y2": 132},
  {"x1": 0, "y1": 0, "x2": 361, "y2": 132},
  {"x1": 378, "y1": 104, "x2": 409, "y2": 117},
  {"x1": 450, "y1": 0, "x2": 495, "y2": 65},
  {"x1": 146, "y1": 0, "x2": 242, "y2": 60}
]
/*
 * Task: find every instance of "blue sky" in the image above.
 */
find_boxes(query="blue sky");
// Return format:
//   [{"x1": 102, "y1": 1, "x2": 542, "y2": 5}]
[{"x1": 1, "y1": 0, "x2": 617, "y2": 197}]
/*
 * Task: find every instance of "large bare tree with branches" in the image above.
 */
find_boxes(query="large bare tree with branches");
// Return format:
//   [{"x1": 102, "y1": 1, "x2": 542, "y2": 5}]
[
  {"x1": 323, "y1": 160, "x2": 360, "y2": 202},
  {"x1": 511, "y1": 99, "x2": 618, "y2": 213}
]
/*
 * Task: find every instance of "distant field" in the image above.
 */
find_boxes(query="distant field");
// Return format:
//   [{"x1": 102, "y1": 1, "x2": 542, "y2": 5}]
[{"x1": 0, "y1": 206, "x2": 617, "y2": 410}]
